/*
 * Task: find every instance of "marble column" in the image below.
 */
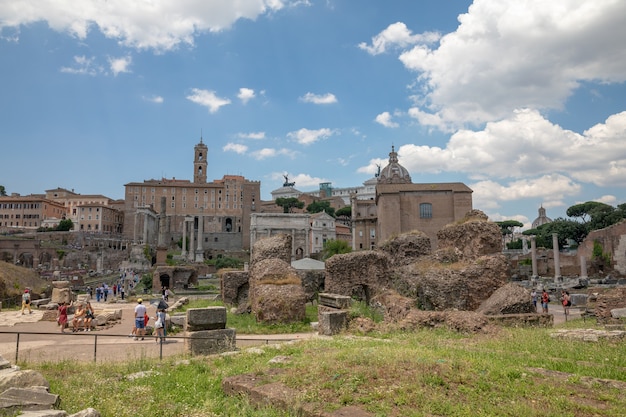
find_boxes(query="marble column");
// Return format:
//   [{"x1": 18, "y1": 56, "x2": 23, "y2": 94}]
[
  {"x1": 133, "y1": 212, "x2": 139, "y2": 242},
  {"x1": 143, "y1": 213, "x2": 149, "y2": 244},
  {"x1": 530, "y1": 237, "x2": 538, "y2": 279},
  {"x1": 580, "y1": 256, "x2": 588, "y2": 279},
  {"x1": 181, "y1": 218, "x2": 188, "y2": 257},
  {"x1": 189, "y1": 218, "x2": 195, "y2": 262},
  {"x1": 552, "y1": 233, "x2": 561, "y2": 282},
  {"x1": 196, "y1": 209, "x2": 204, "y2": 262}
]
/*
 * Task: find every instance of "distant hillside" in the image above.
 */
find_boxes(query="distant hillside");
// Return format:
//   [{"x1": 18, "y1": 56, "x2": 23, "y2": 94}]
[{"x1": 0, "y1": 261, "x2": 49, "y2": 301}]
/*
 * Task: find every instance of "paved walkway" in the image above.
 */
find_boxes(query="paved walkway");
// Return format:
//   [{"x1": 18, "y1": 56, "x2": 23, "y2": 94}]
[{"x1": 0, "y1": 300, "x2": 316, "y2": 364}]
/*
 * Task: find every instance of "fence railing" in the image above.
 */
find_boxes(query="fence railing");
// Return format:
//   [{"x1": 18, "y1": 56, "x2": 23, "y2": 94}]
[{"x1": 0, "y1": 331, "x2": 299, "y2": 364}]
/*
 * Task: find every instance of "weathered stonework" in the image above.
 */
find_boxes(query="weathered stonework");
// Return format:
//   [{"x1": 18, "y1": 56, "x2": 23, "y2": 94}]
[
  {"x1": 250, "y1": 234, "x2": 292, "y2": 266},
  {"x1": 220, "y1": 270, "x2": 250, "y2": 306},
  {"x1": 437, "y1": 216, "x2": 503, "y2": 259},
  {"x1": 324, "y1": 251, "x2": 391, "y2": 302},
  {"x1": 152, "y1": 265, "x2": 199, "y2": 290}
]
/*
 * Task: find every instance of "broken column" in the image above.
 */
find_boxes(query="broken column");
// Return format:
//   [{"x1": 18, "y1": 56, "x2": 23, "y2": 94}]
[{"x1": 552, "y1": 233, "x2": 562, "y2": 282}]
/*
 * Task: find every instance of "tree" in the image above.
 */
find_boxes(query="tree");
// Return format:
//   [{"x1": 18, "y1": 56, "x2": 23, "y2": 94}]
[
  {"x1": 321, "y1": 239, "x2": 352, "y2": 260},
  {"x1": 523, "y1": 218, "x2": 588, "y2": 249},
  {"x1": 306, "y1": 200, "x2": 335, "y2": 217},
  {"x1": 496, "y1": 220, "x2": 523, "y2": 244},
  {"x1": 566, "y1": 201, "x2": 625, "y2": 231},
  {"x1": 335, "y1": 206, "x2": 351, "y2": 217},
  {"x1": 56, "y1": 219, "x2": 73, "y2": 231},
  {"x1": 275, "y1": 197, "x2": 304, "y2": 213},
  {"x1": 0, "y1": 185, "x2": 6, "y2": 196}
]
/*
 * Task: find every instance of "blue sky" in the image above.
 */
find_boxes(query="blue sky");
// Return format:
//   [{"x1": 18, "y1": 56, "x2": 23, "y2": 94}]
[{"x1": 1, "y1": 0, "x2": 625, "y2": 230}]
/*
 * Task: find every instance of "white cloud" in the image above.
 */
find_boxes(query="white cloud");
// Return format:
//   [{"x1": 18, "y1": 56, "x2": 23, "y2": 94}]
[
  {"x1": 299, "y1": 92, "x2": 337, "y2": 104},
  {"x1": 250, "y1": 148, "x2": 297, "y2": 160},
  {"x1": 223, "y1": 143, "x2": 248, "y2": 154},
  {"x1": 375, "y1": 111, "x2": 399, "y2": 128},
  {"x1": 186, "y1": 88, "x2": 231, "y2": 113},
  {"x1": 386, "y1": 109, "x2": 626, "y2": 188},
  {"x1": 238, "y1": 88, "x2": 255, "y2": 104},
  {"x1": 358, "y1": 22, "x2": 440, "y2": 55},
  {"x1": 143, "y1": 95, "x2": 164, "y2": 104},
  {"x1": 237, "y1": 132, "x2": 265, "y2": 140},
  {"x1": 287, "y1": 128, "x2": 334, "y2": 145},
  {"x1": 108, "y1": 55, "x2": 131, "y2": 76},
  {"x1": 0, "y1": 0, "x2": 294, "y2": 51},
  {"x1": 369, "y1": 1, "x2": 626, "y2": 127},
  {"x1": 60, "y1": 55, "x2": 101, "y2": 75}
]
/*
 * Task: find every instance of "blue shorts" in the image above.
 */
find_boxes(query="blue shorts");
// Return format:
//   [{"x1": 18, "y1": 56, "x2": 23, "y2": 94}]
[{"x1": 135, "y1": 318, "x2": 145, "y2": 329}]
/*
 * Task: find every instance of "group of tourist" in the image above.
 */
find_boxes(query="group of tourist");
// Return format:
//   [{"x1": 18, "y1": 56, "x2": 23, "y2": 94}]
[
  {"x1": 530, "y1": 288, "x2": 571, "y2": 315},
  {"x1": 130, "y1": 298, "x2": 167, "y2": 343},
  {"x1": 55, "y1": 301, "x2": 95, "y2": 332}
]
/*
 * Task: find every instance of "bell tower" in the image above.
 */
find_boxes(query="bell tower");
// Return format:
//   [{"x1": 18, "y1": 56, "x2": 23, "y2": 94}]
[{"x1": 193, "y1": 135, "x2": 208, "y2": 184}]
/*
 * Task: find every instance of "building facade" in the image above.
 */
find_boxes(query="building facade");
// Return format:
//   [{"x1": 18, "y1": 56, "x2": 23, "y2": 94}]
[
  {"x1": 0, "y1": 194, "x2": 67, "y2": 231},
  {"x1": 250, "y1": 213, "x2": 311, "y2": 259},
  {"x1": 123, "y1": 138, "x2": 261, "y2": 253},
  {"x1": 352, "y1": 146, "x2": 473, "y2": 250}
]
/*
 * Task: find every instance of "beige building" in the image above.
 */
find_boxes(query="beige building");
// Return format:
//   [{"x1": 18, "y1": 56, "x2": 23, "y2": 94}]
[
  {"x1": 124, "y1": 138, "x2": 260, "y2": 253},
  {"x1": 352, "y1": 146, "x2": 473, "y2": 250},
  {"x1": 77, "y1": 204, "x2": 124, "y2": 233},
  {"x1": 0, "y1": 194, "x2": 67, "y2": 231},
  {"x1": 44, "y1": 188, "x2": 123, "y2": 233},
  {"x1": 309, "y1": 211, "x2": 336, "y2": 254}
]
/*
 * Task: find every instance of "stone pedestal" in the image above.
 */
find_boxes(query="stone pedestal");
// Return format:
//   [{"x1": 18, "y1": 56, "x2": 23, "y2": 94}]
[
  {"x1": 184, "y1": 306, "x2": 236, "y2": 355},
  {"x1": 318, "y1": 311, "x2": 348, "y2": 336},
  {"x1": 185, "y1": 328, "x2": 236, "y2": 355}
]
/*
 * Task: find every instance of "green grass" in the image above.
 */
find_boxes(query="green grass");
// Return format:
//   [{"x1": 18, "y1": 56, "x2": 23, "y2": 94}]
[
  {"x1": 28, "y1": 317, "x2": 626, "y2": 417},
  {"x1": 174, "y1": 299, "x2": 319, "y2": 334}
]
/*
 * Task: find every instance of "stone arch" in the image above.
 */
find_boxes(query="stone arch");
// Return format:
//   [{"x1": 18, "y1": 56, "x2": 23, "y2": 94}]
[
  {"x1": 159, "y1": 273, "x2": 171, "y2": 289},
  {"x1": 225, "y1": 217, "x2": 233, "y2": 232},
  {"x1": 295, "y1": 247, "x2": 304, "y2": 260},
  {"x1": 351, "y1": 284, "x2": 372, "y2": 304}
]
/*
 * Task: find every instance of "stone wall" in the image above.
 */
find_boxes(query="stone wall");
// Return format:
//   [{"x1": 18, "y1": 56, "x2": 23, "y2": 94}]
[
  {"x1": 578, "y1": 221, "x2": 626, "y2": 276},
  {"x1": 250, "y1": 234, "x2": 292, "y2": 266},
  {"x1": 325, "y1": 251, "x2": 391, "y2": 302}
]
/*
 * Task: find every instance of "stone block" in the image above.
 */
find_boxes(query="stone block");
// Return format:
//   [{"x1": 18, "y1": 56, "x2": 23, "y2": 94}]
[
  {"x1": 185, "y1": 328, "x2": 236, "y2": 355},
  {"x1": 0, "y1": 386, "x2": 59, "y2": 411},
  {"x1": 611, "y1": 308, "x2": 626, "y2": 319},
  {"x1": 318, "y1": 293, "x2": 352, "y2": 309},
  {"x1": 318, "y1": 310, "x2": 348, "y2": 336},
  {"x1": 186, "y1": 307, "x2": 227, "y2": 331}
]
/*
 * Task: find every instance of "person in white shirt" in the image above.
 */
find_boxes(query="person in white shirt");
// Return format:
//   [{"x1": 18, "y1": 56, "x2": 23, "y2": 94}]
[{"x1": 134, "y1": 298, "x2": 147, "y2": 341}]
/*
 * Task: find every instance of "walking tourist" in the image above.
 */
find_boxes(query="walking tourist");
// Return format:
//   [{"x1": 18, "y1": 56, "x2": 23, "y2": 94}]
[
  {"x1": 541, "y1": 289, "x2": 550, "y2": 314},
  {"x1": 21, "y1": 289, "x2": 32, "y2": 315},
  {"x1": 561, "y1": 290, "x2": 571, "y2": 317},
  {"x1": 531, "y1": 289, "x2": 538, "y2": 312},
  {"x1": 154, "y1": 308, "x2": 166, "y2": 343},
  {"x1": 134, "y1": 298, "x2": 147, "y2": 341},
  {"x1": 57, "y1": 301, "x2": 70, "y2": 333}
]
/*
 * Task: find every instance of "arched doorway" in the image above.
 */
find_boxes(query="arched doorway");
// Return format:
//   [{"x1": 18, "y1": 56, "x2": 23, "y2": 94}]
[{"x1": 159, "y1": 273, "x2": 171, "y2": 290}]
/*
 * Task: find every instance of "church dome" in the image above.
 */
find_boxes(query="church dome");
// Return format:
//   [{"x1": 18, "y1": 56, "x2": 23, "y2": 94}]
[{"x1": 377, "y1": 146, "x2": 412, "y2": 184}]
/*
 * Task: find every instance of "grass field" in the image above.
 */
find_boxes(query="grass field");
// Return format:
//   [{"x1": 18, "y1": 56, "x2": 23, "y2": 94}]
[{"x1": 28, "y1": 306, "x2": 626, "y2": 417}]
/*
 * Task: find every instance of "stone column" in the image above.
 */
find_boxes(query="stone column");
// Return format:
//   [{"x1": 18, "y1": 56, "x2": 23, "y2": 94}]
[
  {"x1": 196, "y1": 208, "x2": 204, "y2": 262},
  {"x1": 580, "y1": 256, "x2": 588, "y2": 279},
  {"x1": 552, "y1": 233, "x2": 561, "y2": 282},
  {"x1": 530, "y1": 237, "x2": 538, "y2": 279},
  {"x1": 133, "y1": 212, "x2": 138, "y2": 242},
  {"x1": 189, "y1": 218, "x2": 195, "y2": 262},
  {"x1": 181, "y1": 218, "x2": 188, "y2": 257},
  {"x1": 143, "y1": 212, "x2": 149, "y2": 244}
]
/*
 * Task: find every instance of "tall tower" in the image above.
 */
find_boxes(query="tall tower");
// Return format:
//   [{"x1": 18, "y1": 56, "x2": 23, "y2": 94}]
[{"x1": 194, "y1": 136, "x2": 208, "y2": 184}]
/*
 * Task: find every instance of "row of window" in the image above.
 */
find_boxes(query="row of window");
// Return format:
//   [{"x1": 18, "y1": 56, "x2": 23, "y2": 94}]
[
  {"x1": 2, "y1": 214, "x2": 41, "y2": 219},
  {"x1": 0, "y1": 203, "x2": 41, "y2": 209},
  {"x1": 2, "y1": 221, "x2": 39, "y2": 227}
]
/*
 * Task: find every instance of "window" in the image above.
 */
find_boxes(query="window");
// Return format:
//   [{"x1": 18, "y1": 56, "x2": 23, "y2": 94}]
[{"x1": 420, "y1": 203, "x2": 433, "y2": 219}]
